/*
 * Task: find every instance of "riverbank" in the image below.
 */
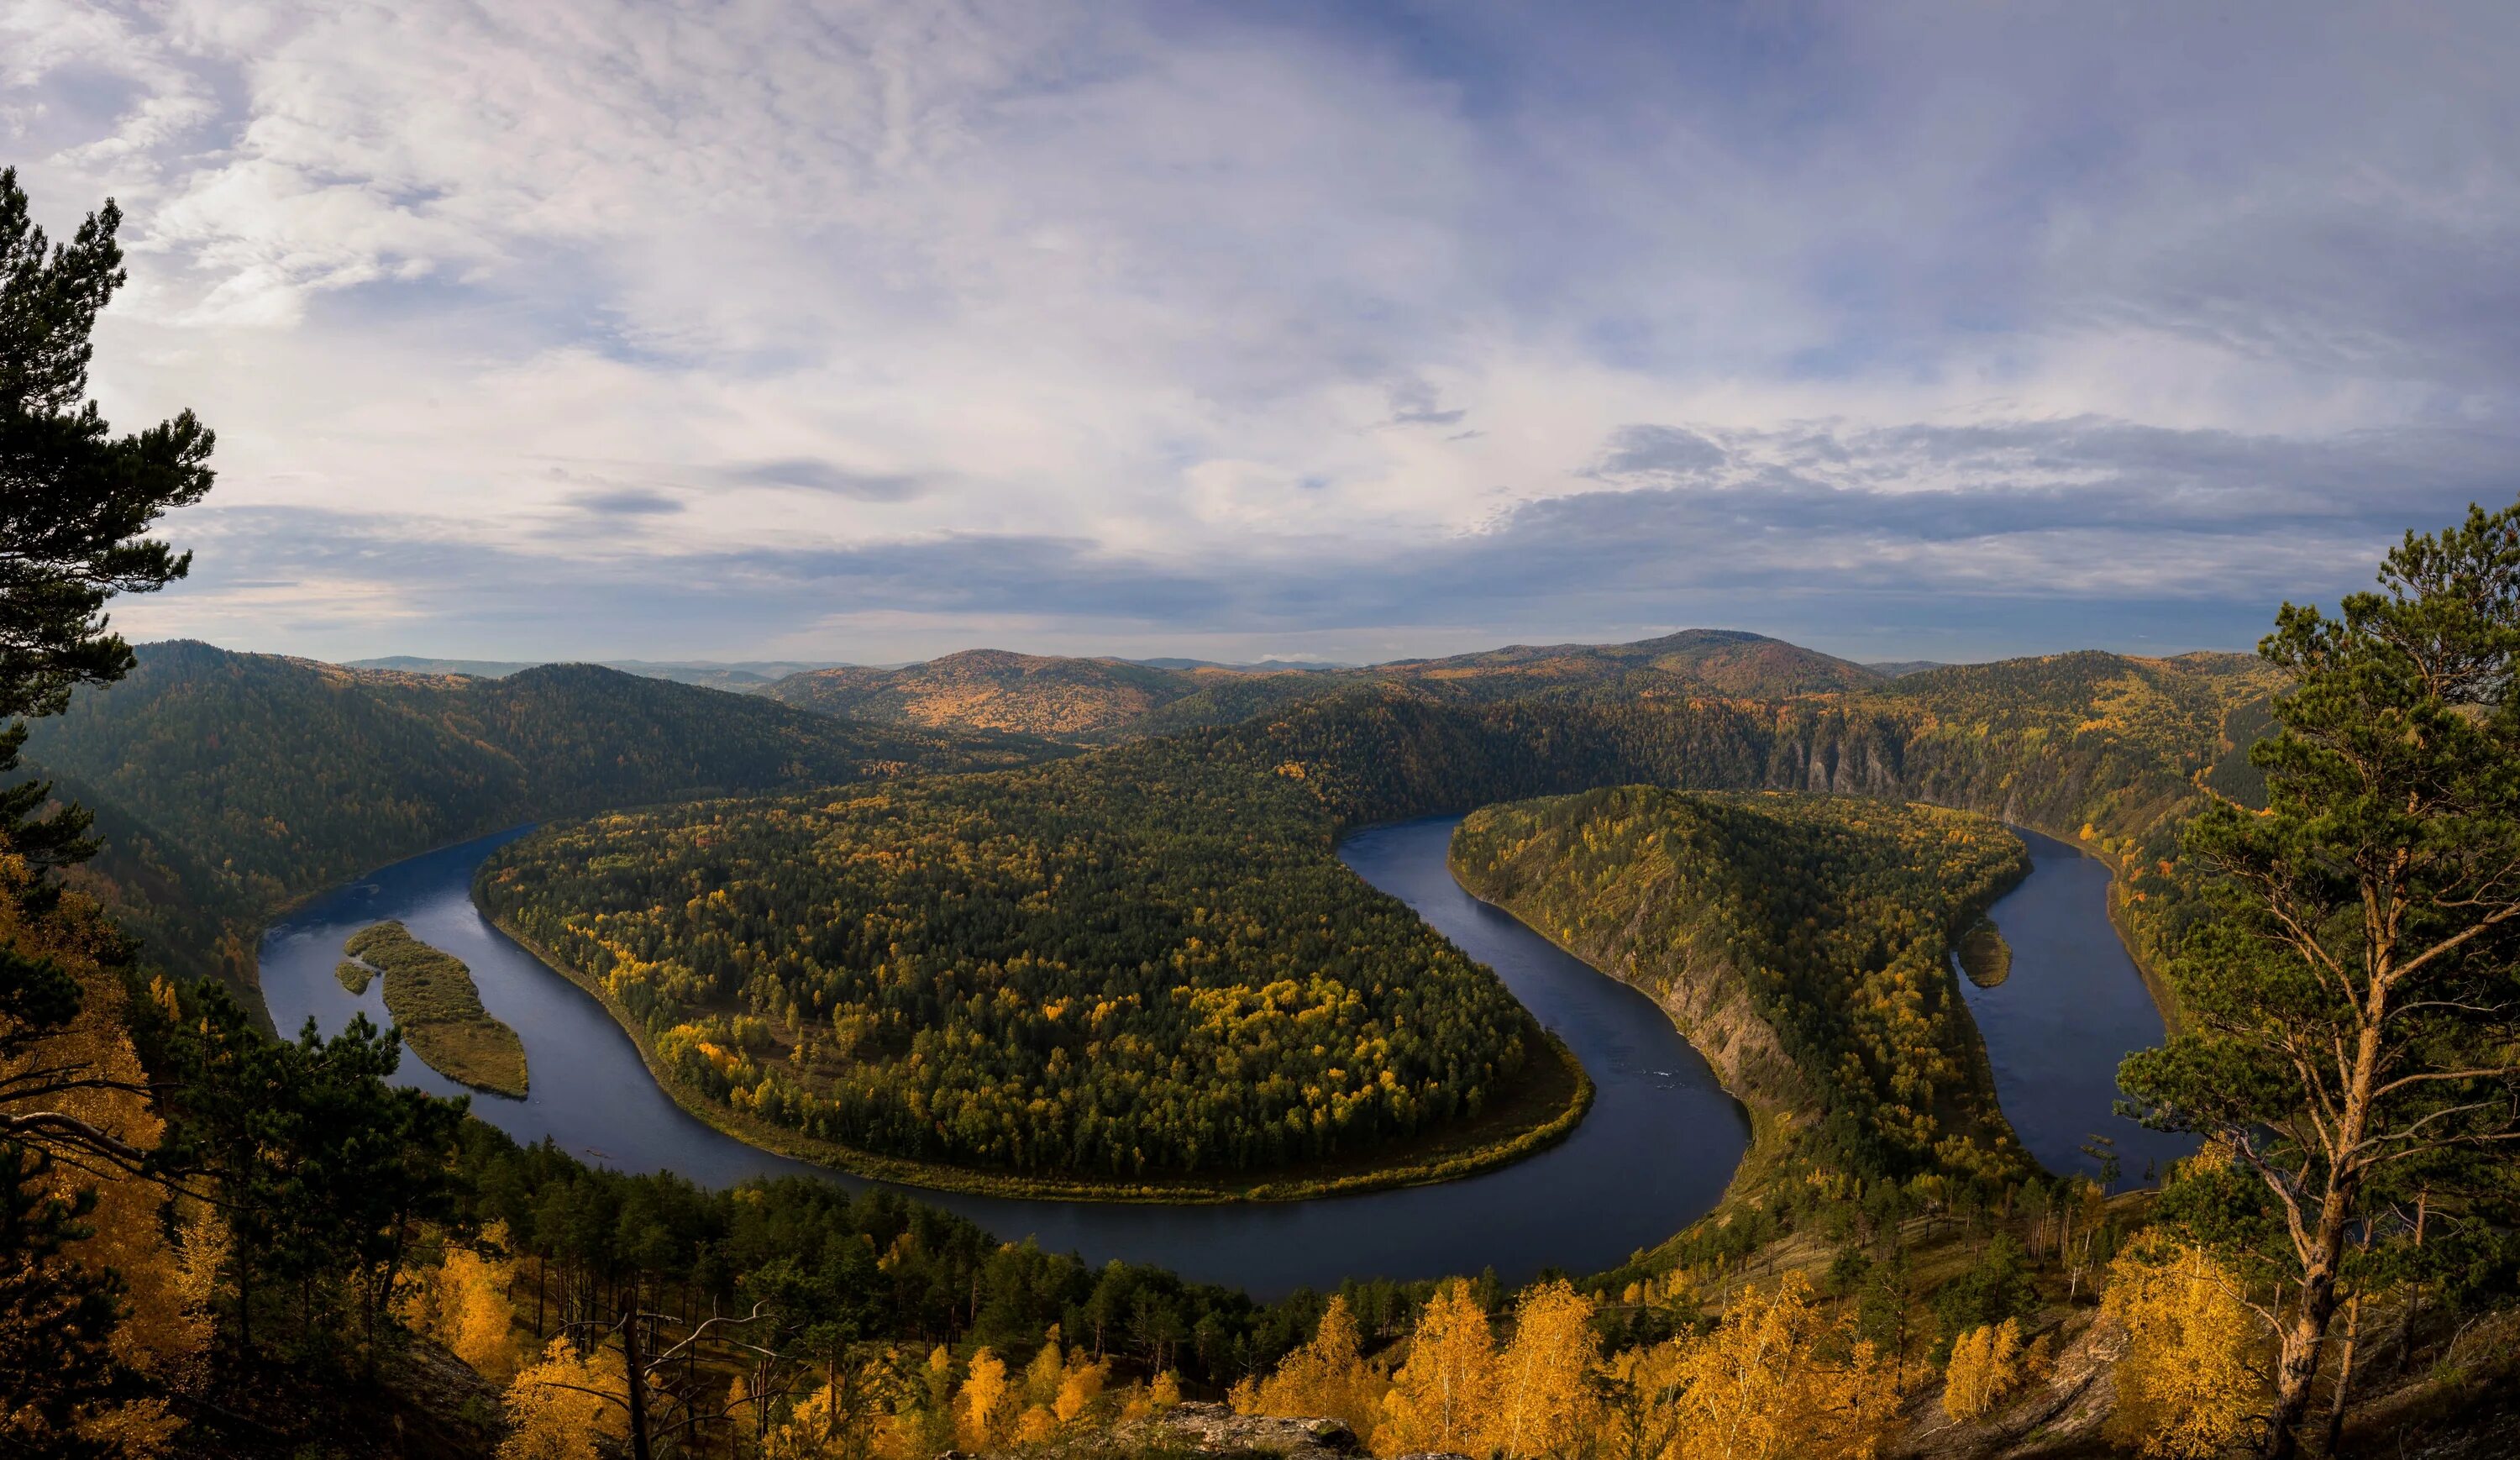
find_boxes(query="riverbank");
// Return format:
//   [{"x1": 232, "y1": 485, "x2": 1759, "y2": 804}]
[{"x1": 486, "y1": 910, "x2": 1593, "y2": 1204}]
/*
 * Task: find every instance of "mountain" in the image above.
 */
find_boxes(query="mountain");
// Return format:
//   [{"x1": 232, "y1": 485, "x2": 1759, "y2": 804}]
[
  {"x1": 24, "y1": 641, "x2": 1056, "y2": 987},
  {"x1": 345, "y1": 654, "x2": 850, "y2": 691},
  {"x1": 1863, "y1": 659, "x2": 1945, "y2": 677},
  {"x1": 1372, "y1": 628, "x2": 1883, "y2": 701},
  {"x1": 1126, "y1": 656, "x2": 1352, "y2": 672},
  {"x1": 760, "y1": 630, "x2": 1882, "y2": 743},
  {"x1": 754, "y1": 649, "x2": 1257, "y2": 737}
]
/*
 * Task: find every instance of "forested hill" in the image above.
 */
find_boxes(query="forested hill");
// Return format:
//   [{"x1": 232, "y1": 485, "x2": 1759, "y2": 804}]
[
  {"x1": 754, "y1": 628, "x2": 1882, "y2": 743},
  {"x1": 478, "y1": 749, "x2": 1562, "y2": 1194},
  {"x1": 479, "y1": 646, "x2": 2266, "y2": 1191},
  {"x1": 756, "y1": 648, "x2": 1270, "y2": 737},
  {"x1": 23, "y1": 641, "x2": 1058, "y2": 984},
  {"x1": 1452, "y1": 788, "x2": 2029, "y2": 1182}
]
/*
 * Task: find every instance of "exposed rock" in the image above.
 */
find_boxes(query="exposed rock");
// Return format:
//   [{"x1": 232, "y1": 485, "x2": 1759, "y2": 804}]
[
  {"x1": 1113, "y1": 1402, "x2": 1359, "y2": 1457},
  {"x1": 1893, "y1": 1309, "x2": 2127, "y2": 1460}
]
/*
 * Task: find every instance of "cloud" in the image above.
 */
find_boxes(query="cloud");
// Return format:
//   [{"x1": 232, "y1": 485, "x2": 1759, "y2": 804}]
[
  {"x1": 1583, "y1": 424, "x2": 1727, "y2": 481},
  {"x1": 722, "y1": 460, "x2": 929, "y2": 502},
  {"x1": 568, "y1": 487, "x2": 683, "y2": 516},
  {"x1": 12, "y1": 0, "x2": 2520, "y2": 664}
]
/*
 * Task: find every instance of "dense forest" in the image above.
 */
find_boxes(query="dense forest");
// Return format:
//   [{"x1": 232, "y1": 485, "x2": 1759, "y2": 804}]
[
  {"x1": 477, "y1": 748, "x2": 1556, "y2": 1186},
  {"x1": 1451, "y1": 788, "x2": 2029, "y2": 1182},
  {"x1": 22, "y1": 643, "x2": 1056, "y2": 985},
  {"x1": 479, "y1": 648, "x2": 2274, "y2": 1192}
]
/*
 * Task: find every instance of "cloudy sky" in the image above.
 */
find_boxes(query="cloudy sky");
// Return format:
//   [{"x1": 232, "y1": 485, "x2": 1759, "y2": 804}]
[{"x1": 8, "y1": 2, "x2": 2517, "y2": 666}]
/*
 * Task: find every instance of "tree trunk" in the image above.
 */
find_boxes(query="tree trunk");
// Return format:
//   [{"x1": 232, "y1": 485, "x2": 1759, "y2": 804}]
[
  {"x1": 623, "y1": 1303, "x2": 653, "y2": 1460},
  {"x1": 2320, "y1": 1289, "x2": 2363, "y2": 1456},
  {"x1": 2266, "y1": 1185, "x2": 2355, "y2": 1457}
]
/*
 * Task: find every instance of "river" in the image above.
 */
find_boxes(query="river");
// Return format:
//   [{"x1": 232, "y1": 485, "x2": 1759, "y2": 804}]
[
  {"x1": 258, "y1": 815, "x2": 2175, "y2": 1295},
  {"x1": 1960, "y1": 827, "x2": 2196, "y2": 1184}
]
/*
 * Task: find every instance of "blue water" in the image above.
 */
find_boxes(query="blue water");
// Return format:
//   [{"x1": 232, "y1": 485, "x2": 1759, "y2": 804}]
[
  {"x1": 259, "y1": 817, "x2": 1748, "y2": 1295},
  {"x1": 257, "y1": 814, "x2": 2180, "y2": 1295},
  {"x1": 1962, "y1": 827, "x2": 2197, "y2": 1186}
]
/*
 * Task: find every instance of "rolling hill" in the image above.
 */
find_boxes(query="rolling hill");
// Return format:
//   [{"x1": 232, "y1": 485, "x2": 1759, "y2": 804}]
[
  {"x1": 24, "y1": 641, "x2": 1057, "y2": 988},
  {"x1": 758, "y1": 629, "x2": 1883, "y2": 742}
]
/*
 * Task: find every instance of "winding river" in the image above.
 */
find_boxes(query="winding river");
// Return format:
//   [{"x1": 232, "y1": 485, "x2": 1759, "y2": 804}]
[{"x1": 258, "y1": 815, "x2": 2179, "y2": 1295}]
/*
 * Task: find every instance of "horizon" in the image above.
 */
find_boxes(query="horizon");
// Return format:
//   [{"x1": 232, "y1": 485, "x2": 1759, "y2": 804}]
[
  {"x1": 15, "y1": 3, "x2": 2515, "y2": 665},
  {"x1": 135, "y1": 622, "x2": 2263, "y2": 679}
]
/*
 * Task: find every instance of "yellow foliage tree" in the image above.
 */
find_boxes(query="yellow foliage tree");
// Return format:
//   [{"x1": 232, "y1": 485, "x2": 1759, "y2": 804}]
[
  {"x1": 1376, "y1": 1279, "x2": 1497, "y2": 1457},
  {"x1": 1659, "y1": 1273, "x2": 1897, "y2": 1460},
  {"x1": 1022, "y1": 1334, "x2": 1066, "y2": 1410},
  {"x1": 1246, "y1": 1295, "x2": 1383, "y2": 1442},
  {"x1": 1053, "y1": 1358, "x2": 1108, "y2": 1426},
  {"x1": 885, "y1": 1345, "x2": 959, "y2": 1459},
  {"x1": 2102, "y1": 1238, "x2": 2263, "y2": 1458},
  {"x1": 958, "y1": 1347, "x2": 1012, "y2": 1449},
  {"x1": 501, "y1": 1337, "x2": 629, "y2": 1460},
  {"x1": 3, "y1": 884, "x2": 213, "y2": 1457},
  {"x1": 402, "y1": 1223, "x2": 520, "y2": 1380},
  {"x1": 1942, "y1": 1318, "x2": 2024, "y2": 1421},
  {"x1": 1490, "y1": 1279, "x2": 1599, "y2": 1459}
]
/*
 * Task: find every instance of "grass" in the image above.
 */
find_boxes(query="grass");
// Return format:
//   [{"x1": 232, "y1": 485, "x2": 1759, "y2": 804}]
[
  {"x1": 345, "y1": 921, "x2": 528, "y2": 1099},
  {"x1": 1957, "y1": 918, "x2": 2013, "y2": 989}
]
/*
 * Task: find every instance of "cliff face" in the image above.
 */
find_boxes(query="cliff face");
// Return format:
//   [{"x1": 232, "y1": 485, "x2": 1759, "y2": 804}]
[{"x1": 1449, "y1": 787, "x2": 2030, "y2": 1179}]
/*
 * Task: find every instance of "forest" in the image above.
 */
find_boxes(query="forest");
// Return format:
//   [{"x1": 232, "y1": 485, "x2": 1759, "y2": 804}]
[
  {"x1": 476, "y1": 748, "x2": 1557, "y2": 1187},
  {"x1": 472, "y1": 642, "x2": 2279, "y2": 1194},
  {"x1": 1449, "y1": 788, "x2": 2029, "y2": 1183},
  {"x1": 21, "y1": 643, "x2": 1054, "y2": 986}
]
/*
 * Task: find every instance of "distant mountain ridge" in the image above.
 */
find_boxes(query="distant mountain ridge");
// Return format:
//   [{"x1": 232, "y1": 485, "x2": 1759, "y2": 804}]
[
  {"x1": 759, "y1": 628, "x2": 1883, "y2": 741},
  {"x1": 346, "y1": 654, "x2": 852, "y2": 691}
]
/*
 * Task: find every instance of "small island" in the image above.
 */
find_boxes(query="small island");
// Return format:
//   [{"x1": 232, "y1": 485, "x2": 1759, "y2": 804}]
[
  {"x1": 1957, "y1": 917, "x2": 2013, "y2": 989},
  {"x1": 333, "y1": 958, "x2": 374, "y2": 995},
  {"x1": 344, "y1": 921, "x2": 528, "y2": 1098}
]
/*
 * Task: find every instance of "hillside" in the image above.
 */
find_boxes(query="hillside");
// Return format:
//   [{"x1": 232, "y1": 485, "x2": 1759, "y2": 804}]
[
  {"x1": 1373, "y1": 627, "x2": 1883, "y2": 701},
  {"x1": 758, "y1": 629, "x2": 1883, "y2": 742},
  {"x1": 478, "y1": 742, "x2": 1574, "y2": 1195},
  {"x1": 348, "y1": 654, "x2": 849, "y2": 691},
  {"x1": 756, "y1": 649, "x2": 1228, "y2": 736},
  {"x1": 24, "y1": 641, "x2": 1055, "y2": 986},
  {"x1": 1450, "y1": 787, "x2": 2029, "y2": 1181}
]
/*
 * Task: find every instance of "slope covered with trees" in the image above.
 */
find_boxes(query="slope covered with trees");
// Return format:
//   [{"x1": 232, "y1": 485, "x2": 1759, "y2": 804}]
[
  {"x1": 477, "y1": 743, "x2": 1567, "y2": 1192},
  {"x1": 19, "y1": 642, "x2": 1056, "y2": 985},
  {"x1": 756, "y1": 629, "x2": 1884, "y2": 743},
  {"x1": 1451, "y1": 788, "x2": 2029, "y2": 1182}
]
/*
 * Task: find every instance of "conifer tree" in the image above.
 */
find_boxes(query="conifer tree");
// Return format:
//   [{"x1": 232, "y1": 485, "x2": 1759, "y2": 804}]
[
  {"x1": 0, "y1": 165, "x2": 212, "y2": 1460},
  {"x1": 2122, "y1": 499, "x2": 2520, "y2": 1457}
]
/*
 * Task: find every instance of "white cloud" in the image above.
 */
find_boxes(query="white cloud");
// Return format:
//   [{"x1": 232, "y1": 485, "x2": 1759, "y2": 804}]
[{"x1": 8, "y1": 0, "x2": 2518, "y2": 662}]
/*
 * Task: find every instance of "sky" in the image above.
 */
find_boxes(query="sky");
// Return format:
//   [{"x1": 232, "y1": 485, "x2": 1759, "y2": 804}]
[{"x1": 8, "y1": 1, "x2": 2517, "y2": 668}]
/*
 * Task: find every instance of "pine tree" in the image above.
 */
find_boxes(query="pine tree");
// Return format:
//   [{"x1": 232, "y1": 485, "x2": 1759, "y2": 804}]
[
  {"x1": 0, "y1": 163, "x2": 213, "y2": 1457},
  {"x1": 2122, "y1": 500, "x2": 2520, "y2": 1457}
]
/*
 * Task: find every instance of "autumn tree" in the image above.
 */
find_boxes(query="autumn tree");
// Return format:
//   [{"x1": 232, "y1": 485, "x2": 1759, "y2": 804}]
[
  {"x1": 1375, "y1": 1279, "x2": 1496, "y2": 1457},
  {"x1": 2122, "y1": 500, "x2": 2520, "y2": 1457},
  {"x1": 502, "y1": 1336, "x2": 630, "y2": 1460},
  {"x1": 1658, "y1": 1273, "x2": 1896, "y2": 1460},
  {"x1": 0, "y1": 164, "x2": 213, "y2": 1456},
  {"x1": 1488, "y1": 1279, "x2": 1598, "y2": 1459},
  {"x1": 957, "y1": 1347, "x2": 1012, "y2": 1449},
  {"x1": 1940, "y1": 1318, "x2": 2024, "y2": 1422},
  {"x1": 1241, "y1": 1294, "x2": 1383, "y2": 1442},
  {"x1": 2101, "y1": 1237, "x2": 2263, "y2": 1458}
]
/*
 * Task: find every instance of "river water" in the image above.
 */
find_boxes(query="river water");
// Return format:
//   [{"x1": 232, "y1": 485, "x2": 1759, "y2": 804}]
[
  {"x1": 1960, "y1": 827, "x2": 2196, "y2": 1184},
  {"x1": 258, "y1": 815, "x2": 2174, "y2": 1295}
]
